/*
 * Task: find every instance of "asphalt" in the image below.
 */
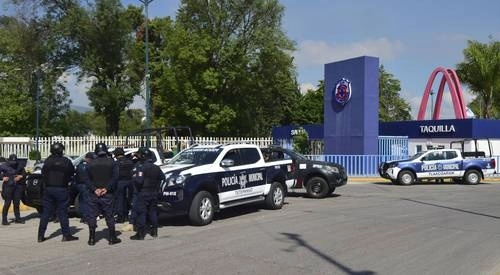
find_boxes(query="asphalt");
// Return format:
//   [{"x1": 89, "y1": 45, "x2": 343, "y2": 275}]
[{"x1": 1, "y1": 176, "x2": 499, "y2": 213}]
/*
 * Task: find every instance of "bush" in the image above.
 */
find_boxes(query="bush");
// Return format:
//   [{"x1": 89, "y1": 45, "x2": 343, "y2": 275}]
[
  {"x1": 29, "y1": 150, "x2": 41, "y2": 161},
  {"x1": 292, "y1": 127, "x2": 310, "y2": 154}
]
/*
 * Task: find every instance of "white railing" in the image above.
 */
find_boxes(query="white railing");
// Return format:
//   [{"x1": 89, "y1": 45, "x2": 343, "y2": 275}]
[{"x1": 0, "y1": 136, "x2": 274, "y2": 159}]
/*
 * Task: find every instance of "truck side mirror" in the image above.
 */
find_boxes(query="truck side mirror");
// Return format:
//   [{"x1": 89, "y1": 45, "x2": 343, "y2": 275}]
[{"x1": 220, "y1": 159, "x2": 234, "y2": 167}]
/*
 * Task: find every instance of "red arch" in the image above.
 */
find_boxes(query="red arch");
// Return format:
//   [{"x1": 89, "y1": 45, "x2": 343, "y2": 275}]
[{"x1": 417, "y1": 67, "x2": 467, "y2": 120}]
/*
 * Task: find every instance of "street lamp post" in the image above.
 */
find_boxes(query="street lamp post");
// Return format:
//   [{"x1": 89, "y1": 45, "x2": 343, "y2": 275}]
[
  {"x1": 139, "y1": 0, "x2": 153, "y2": 146},
  {"x1": 35, "y1": 68, "x2": 41, "y2": 153}
]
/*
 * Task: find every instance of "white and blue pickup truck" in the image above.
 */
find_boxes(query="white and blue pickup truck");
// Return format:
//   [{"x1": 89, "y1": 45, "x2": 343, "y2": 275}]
[{"x1": 378, "y1": 149, "x2": 496, "y2": 185}]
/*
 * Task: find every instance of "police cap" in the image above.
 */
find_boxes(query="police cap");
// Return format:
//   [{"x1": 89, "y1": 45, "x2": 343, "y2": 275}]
[{"x1": 94, "y1": 142, "x2": 109, "y2": 156}]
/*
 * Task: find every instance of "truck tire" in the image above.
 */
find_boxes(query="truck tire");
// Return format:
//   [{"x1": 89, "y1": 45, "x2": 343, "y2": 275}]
[
  {"x1": 398, "y1": 170, "x2": 415, "y2": 185},
  {"x1": 306, "y1": 177, "x2": 330, "y2": 198},
  {"x1": 189, "y1": 191, "x2": 215, "y2": 226},
  {"x1": 265, "y1": 182, "x2": 285, "y2": 209},
  {"x1": 464, "y1": 169, "x2": 481, "y2": 185}
]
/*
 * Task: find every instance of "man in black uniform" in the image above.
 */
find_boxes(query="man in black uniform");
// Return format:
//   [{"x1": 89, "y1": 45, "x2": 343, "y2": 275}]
[
  {"x1": 113, "y1": 147, "x2": 135, "y2": 223},
  {"x1": 75, "y1": 152, "x2": 94, "y2": 224},
  {"x1": 85, "y1": 143, "x2": 121, "y2": 245},
  {"x1": 1, "y1": 156, "x2": 17, "y2": 225},
  {"x1": 130, "y1": 147, "x2": 165, "y2": 240},
  {"x1": 2, "y1": 154, "x2": 27, "y2": 225},
  {"x1": 38, "y1": 143, "x2": 78, "y2": 242}
]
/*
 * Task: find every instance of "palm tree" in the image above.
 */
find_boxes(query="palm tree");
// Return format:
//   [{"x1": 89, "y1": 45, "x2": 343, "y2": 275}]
[{"x1": 456, "y1": 39, "x2": 500, "y2": 118}]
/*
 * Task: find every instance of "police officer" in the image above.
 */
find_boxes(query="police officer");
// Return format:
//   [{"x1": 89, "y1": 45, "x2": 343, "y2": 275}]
[
  {"x1": 85, "y1": 142, "x2": 121, "y2": 246},
  {"x1": 1, "y1": 154, "x2": 27, "y2": 225},
  {"x1": 1, "y1": 156, "x2": 16, "y2": 225},
  {"x1": 113, "y1": 147, "x2": 135, "y2": 223},
  {"x1": 38, "y1": 143, "x2": 78, "y2": 242},
  {"x1": 130, "y1": 147, "x2": 165, "y2": 240},
  {"x1": 75, "y1": 152, "x2": 94, "y2": 224}
]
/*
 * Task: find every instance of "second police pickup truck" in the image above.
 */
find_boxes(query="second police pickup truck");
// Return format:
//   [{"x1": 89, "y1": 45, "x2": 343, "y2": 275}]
[
  {"x1": 158, "y1": 143, "x2": 348, "y2": 225},
  {"x1": 379, "y1": 148, "x2": 496, "y2": 185}
]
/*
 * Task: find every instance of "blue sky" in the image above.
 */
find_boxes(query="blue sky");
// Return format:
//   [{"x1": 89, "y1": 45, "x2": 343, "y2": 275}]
[{"x1": 65, "y1": 0, "x2": 500, "y2": 118}]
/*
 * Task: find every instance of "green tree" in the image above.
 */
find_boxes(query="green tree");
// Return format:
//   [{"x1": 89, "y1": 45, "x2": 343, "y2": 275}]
[
  {"x1": 0, "y1": 2, "x2": 72, "y2": 136},
  {"x1": 293, "y1": 81, "x2": 324, "y2": 125},
  {"x1": 154, "y1": 0, "x2": 297, "y2": 136},
  {"x1": 456, "y1": 39, "x2": 500, "y2": 118},
  {"x1": 379, "y1": 65, "x2": 412, "y2": 122},
  {"x1": 64, "y1": 0, "x2": 143, "y2": 135},
  {"x1": 57, "y1": 110, "x2": 92, "y2": 136},
  {"x1": 292, "y1": 127, "x2": 309, "y2": 154}
]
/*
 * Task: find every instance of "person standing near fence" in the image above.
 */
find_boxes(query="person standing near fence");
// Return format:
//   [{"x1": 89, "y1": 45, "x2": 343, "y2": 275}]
[
  {"x1": 75, "y1": 152, "x2": 94, "y2": 224},
  {"x1": 113, "y1": 148, "x2": 135, "y2": 223},
  {"x1": 130, "y1": 147, "x2": 165, "y2": 240},
  {"x1": 2, "y1": 154, "x2": 27, "y2": 225},
  {"x1": 38, "y1": 143, "x2": 78, "y2": 242},
  {"x1": 1, "y1": 156, "x2": 16, "y2": 225},
  {"x1": 85, "y1": 142, "x2": 121, "y2": 246}
]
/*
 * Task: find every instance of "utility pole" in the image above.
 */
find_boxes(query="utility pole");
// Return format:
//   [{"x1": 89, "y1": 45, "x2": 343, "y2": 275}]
[{"x1": 139, "y1": 0, "x2": 154, "y2": 146}]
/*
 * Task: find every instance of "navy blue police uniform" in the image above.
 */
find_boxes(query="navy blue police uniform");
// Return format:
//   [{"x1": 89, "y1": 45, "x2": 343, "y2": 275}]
[
  {"x1": 1, "y1": 156, "x2": 18, "y2": 225},
  {"x1": 130, "y1": 147, "x2": 165, "y2": 240},
  {"x1": 38, "y1": 143, "x2": 78, "y2": 242},
  {"x1": 2, "y1": 154, "x2": 27, "y2": 225},
  {"x1": 74, "y1": 152, "x2": 94, "y2": 223},
  {"x1": 113, "y1": 148, "x2": 135, "y2": 223},
  {"x1": 85, "y1": 143, "x2": 121, "y2": 246}
]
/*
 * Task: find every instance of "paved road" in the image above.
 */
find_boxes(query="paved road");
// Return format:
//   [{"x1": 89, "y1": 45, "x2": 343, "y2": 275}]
[{"x1": 1, "y1": 181, "x2": 500, "y2": 275}]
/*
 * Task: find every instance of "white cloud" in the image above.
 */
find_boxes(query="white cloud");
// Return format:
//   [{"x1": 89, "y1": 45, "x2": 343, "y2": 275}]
[
  {"x1": 299, "y1": 83, "x2": 315, "y2": 94},
  {"x1": 401, "y1": 87, "x2": 475, "y2": 120},
  {"x1": 294, "y1": 38, "x2": 404, "y2": 68}
]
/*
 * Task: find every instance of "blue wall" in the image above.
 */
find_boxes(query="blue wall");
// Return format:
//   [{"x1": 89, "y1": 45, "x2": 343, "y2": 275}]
[
  {"x1": 324, "y1": 56, "x2": 379, "y2": 154},
  {"x1": 379, "y1": 119, "x2": 500, "y2": 139}
]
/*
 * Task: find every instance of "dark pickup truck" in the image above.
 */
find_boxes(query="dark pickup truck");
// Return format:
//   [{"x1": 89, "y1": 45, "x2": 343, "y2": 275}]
[{"x1": 261, "y1": 146, "x2": 348, "y2": 198}]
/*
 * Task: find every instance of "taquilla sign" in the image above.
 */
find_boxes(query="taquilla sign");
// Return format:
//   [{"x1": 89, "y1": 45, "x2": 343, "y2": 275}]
[{"x1": 419, "y1": 124, "x2": 456, "y2": 134}]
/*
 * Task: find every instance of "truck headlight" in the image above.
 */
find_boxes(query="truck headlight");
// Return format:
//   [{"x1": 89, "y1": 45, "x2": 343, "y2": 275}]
[
  {"x1": 324, "y1": 166, "x2": 340, "y2": 174},
  {"x1": 174, "y1": 174, "x2": 190, "y2": 186}
]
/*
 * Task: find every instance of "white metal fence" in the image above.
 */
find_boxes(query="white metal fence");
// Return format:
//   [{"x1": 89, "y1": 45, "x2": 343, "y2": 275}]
[{"x1": 0, "y1": 136, "x2": 274, "y2": 159}]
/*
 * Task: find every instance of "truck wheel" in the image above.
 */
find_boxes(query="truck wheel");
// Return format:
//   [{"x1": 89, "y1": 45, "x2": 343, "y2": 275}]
[
  {"x1": 464, "y1": 170, "x2": 481, "y2": 185},
  {"x1": 265, "y1": 182, "x2": 285, "y2": 209},
  {"x1": 189, "y1": 191, "x2": 215, "y2": 226},
  {"x1": 398, "y1": 170, "x2": 415, "y2": 185},
  {"x1": 306, "y1": 177, "x2": 329, "y2": 198}
]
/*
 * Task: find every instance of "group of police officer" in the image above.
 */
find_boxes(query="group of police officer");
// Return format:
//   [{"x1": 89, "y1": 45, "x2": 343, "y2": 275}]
[{"x1": 35, "y1": 141, "x2": 165, "y2": 245}]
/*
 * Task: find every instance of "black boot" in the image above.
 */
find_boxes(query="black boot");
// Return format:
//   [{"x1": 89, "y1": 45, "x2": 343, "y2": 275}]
[
  {"x1": 130, "y1": 228, "x2": 145, "y2": 240},
  {"x1": 108, "y1": 228, "x2": 121, "y2": 245},
  {"x1": 38, "y1": 228, "x2": 45, "y2": 243},
  {"x1": 88, "y1": 228, "x2": 96, "y2": 246},
  {"x1": 62, "y1": 235, "x2": 79, "y2": 242},
  {"x1": 14, "y1": 219, "x2": 25, "y2": 224},
  {"x1": 2, "y1": 219, "x2": 9, "y2": 226},
  {"x1": 150, "y1": 227, "x2": 158, "y2": 238}
]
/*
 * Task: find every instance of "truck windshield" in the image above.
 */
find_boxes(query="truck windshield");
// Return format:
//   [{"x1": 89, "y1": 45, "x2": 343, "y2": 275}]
[
  {"x1": 168, "y1": 148, "x2": 222, "y2": 165},
  {"x1": 409, "y1": 151, "x2": 425, "y2": 161}
]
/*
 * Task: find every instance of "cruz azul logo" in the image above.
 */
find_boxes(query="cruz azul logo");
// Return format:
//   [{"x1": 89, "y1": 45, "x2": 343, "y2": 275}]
[{"x1": 334, "y1": 78, "x2": 352, "y2": 105}]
